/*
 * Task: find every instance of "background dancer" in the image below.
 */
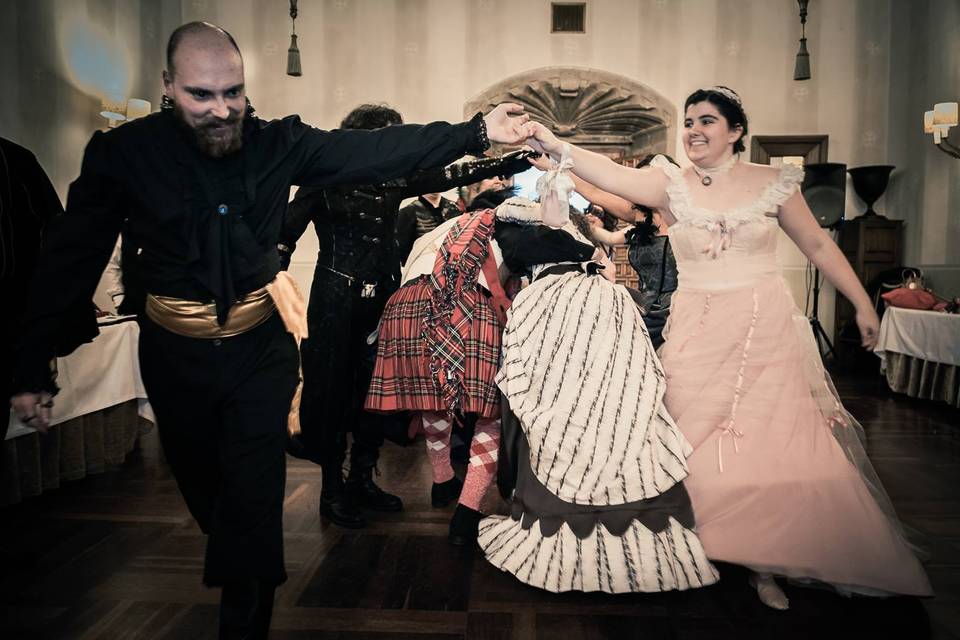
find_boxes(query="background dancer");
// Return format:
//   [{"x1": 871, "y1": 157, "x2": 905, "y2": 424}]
[{"x1": 278, "y1": 103, "x2": 534, "y2": 529}]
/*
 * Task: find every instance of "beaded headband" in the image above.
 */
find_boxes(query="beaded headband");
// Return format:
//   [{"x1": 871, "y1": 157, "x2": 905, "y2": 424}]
[{"x1": 707, "y1": 86, "x2": 742, "y2": 107}]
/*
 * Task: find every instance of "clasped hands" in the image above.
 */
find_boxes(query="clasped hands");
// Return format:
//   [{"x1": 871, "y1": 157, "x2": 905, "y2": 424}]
[{"x1": 482, "y1": 105, "x2": 563, "y2": 157}]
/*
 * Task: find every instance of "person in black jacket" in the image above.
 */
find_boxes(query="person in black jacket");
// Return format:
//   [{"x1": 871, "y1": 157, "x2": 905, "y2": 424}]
[
  {"x1": 9, "y1": 22, "x2": 532, "y2": 639},
  {"x1": 626, "y1": 203, "x2": 677, "y2": 348},
  {"x1": 395, "y1": 192, "x2": 461, "y2": 260},
  {"x1": 278, "y1": 103, "x2": 535, "y2": 529},
  {"x1": 0, "y1": 137, "x2": 63, "y2": 443}
]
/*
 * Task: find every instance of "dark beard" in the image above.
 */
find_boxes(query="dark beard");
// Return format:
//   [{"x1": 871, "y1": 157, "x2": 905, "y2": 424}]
[{"x1": 173, "y1": 102, "x2": 244, "y2": 158}]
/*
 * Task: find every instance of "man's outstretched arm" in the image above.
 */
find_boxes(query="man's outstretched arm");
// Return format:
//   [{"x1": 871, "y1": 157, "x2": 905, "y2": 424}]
[{"x1": 291, "y1": 104, "x2": 531, "y2": 189}]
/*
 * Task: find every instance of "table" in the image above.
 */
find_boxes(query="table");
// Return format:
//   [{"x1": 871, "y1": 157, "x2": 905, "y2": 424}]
[
  {"x1": 875, "y1": 306, "x2": 960, "y2": 408},
  {"x1": 2, "y1": 318, "x2": 154, "y2": 505}
]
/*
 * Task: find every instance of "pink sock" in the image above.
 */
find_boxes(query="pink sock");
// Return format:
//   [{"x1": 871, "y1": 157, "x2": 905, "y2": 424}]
[
  {"x1": 422, "y1": 412, "x2": 455, "y2": 484},
  {"x1": 458, "y1": 417, "x2": 500, "y2": 511}
]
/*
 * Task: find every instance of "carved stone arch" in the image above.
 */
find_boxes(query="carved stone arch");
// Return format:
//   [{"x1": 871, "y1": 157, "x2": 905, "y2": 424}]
[{"x1": 463, "y1": 66, "x2": 676, "y2": 160}]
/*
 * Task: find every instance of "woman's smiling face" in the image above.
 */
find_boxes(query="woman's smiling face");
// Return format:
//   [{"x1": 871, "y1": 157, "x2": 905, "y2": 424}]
[{"x1": 682, "y1": 101, "x2": 742, "y2": 166}]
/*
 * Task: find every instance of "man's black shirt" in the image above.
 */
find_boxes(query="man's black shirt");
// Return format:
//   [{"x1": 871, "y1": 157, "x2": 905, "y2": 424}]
[{"x1": 15, "y1": 109, "x2": 488, "y2": 393}]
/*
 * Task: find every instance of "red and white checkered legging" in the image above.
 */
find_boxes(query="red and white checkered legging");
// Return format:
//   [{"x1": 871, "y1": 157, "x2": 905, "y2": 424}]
[{"x1": 421, "y1": 411, "x2": 500, "y2": 511}]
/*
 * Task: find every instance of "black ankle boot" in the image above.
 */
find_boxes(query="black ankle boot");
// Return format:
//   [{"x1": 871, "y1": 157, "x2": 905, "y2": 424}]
[
  {"x1": 286, "y1": 433, "x2": 321, "y2": 464},
  {"x1": 285, "y1": 433, "x2": 309, "y2": 460},
  {"x1": 431, "y1": 476, "x2": 463, "y2": 508},
  {"x1": 219, "y1": 579, "x2": 275, "y2": 640},
  {"x1": 448, "y1": 504, "x2": 484, "y2": 546},
  {"x1": 319, "y1": 490, "x2": 367, "y2": 528},
  {"x1": 320, "y1": 470, "x2": 366, "y2": 528},
  {"x1": 345, "y1": 468, "x2": 403, "y2": 512}
]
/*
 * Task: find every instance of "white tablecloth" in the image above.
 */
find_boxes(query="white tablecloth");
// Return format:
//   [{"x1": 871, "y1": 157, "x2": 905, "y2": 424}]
[
  {"x1": 6, "y1": 318, "x2": 153, "y2": 439},
  {"x1": 875, "y1": 306, "x2": 960, "y2": 370}
]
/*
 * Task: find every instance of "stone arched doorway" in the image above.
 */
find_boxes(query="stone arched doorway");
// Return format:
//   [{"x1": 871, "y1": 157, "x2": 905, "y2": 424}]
[
  {"x1": 463, "y1": 66, "x2": 675, "y2": 161},
  {"x1": 464, "y1": 67, "x2": 675, "y2": 287}
]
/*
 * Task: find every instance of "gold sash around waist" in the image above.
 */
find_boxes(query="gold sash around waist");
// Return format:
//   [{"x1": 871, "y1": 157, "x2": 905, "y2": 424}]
[
  {"x1": 144, "y1": 273, "x2": 309, "y2": 437},
  {"x1": 145, "y1": 287, "x2": 276, "y2": 338}
]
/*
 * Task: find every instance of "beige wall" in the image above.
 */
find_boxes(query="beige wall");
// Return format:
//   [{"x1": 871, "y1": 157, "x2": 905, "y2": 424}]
[
  {"x1": 0, "y1": 0, "x2": 181, "y2": 199},
  {"x1": 2, "y1": 0, "x2": 956, "y2": 328},
  {"x1": 887, "y1": 0, "x2": 960, "y2": 294},
  {"x1": 0, "y1": 0, "x2": 182, "y2": 309}
]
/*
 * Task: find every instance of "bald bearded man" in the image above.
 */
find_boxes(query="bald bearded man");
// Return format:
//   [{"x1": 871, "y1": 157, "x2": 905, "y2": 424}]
[{"x1": 10, "y1": 21, "x2": 531, "y2": 639}]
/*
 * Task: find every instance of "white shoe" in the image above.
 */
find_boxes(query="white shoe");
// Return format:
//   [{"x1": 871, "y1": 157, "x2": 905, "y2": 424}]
[{"x1": 749, "y1": 572, "x2": 789, "y2": 610}]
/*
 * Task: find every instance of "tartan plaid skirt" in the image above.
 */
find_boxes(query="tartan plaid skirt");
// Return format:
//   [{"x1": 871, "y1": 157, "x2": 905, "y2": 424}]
[{"x1": 365, "y1": 276, "x2": 503, "y2": 418}]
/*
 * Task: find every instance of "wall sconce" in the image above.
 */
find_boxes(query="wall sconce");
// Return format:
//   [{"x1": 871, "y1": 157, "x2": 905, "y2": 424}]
[
  {"x1": 793, "y1": 0, "x2": 811, "y2": 81},
  {"x1": 924, "y1": 101, "x2": 959, "y2": 158},
  {"x1": 125, "y1": 98, "x2": 152, "y2": 121},
  {"x1": 100, "y1": 95, "x2": 126, "y2": 128},
  {"x1": 100, "y1": 97, "x2": 152, "y2": 129},
  {"x1": 287, "y1": 0, "x2": 302, "y2": 77}
]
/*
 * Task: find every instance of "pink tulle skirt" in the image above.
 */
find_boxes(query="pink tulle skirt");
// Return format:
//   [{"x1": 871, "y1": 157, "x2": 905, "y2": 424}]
[{"x1": 659, "y1": 276, "x2": 931, "y2": 596}]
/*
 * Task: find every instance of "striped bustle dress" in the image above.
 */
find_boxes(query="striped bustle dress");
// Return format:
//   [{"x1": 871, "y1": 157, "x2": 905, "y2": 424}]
[{"x1": 478, "y1": 219, "x2": 718, "y2": 594}]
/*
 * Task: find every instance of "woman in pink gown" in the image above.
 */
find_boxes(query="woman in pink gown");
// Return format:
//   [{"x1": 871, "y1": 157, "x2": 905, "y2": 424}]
[{"x1": 522, "y1": 86, "x2": 931, "y2": 609}]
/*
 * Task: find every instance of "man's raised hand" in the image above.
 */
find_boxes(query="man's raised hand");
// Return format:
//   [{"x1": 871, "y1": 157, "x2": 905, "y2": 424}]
[{"x1": 483, "y1": 103, "x2": 532, "y2": 145}]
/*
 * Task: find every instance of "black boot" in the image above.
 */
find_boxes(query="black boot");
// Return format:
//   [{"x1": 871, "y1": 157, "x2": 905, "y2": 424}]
[
  {"x1": 219, "y1": 579, "x2": 275, "y2": 640},
  {"x1": 345, "y1": 467, "x2": 403, "y2": 512},
  {"x1": 431, "y1": 476, "x2": 463, "y2": 508},
  {"x1": 448, "y1": 504, "x2": 484, "y2": 546},
  {"x1": 320, "y1": 470, "x2": 366, "y2": 528},
  {"x1": 285, "y1": 433, "x2": 310, "y2": 460},
  {"x1": 286, "y1": 432, "x2": 322, "y2": 465}
]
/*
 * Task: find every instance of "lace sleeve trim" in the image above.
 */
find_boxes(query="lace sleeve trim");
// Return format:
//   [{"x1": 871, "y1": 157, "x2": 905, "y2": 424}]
[
  {"x1": 650, "y1": 155, "x2": 690, "y2": 221},
  {"x1": 757, "y1": 163, "x2": 804, "y2": 215}
]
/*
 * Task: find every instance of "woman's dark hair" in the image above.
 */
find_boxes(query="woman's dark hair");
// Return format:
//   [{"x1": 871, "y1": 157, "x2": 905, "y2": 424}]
[
  {"x1": 626, "y1": 204, "x2": 657, "y2": 246},
  {"x1": 466, "y1": 186, "x2": 517, "y2": 212},
  {"x1": 569, "y1": 211, "x2": 599, "y2": 247},
  {"x1": 340, "y1": 104, "x2": 403, "y2": 130},
  {"x1": 586, "y1": 204, "x2": 618, "y2": 232},
  {"x1": 683, "y1": 86, "x2": 748, "y2": 154},
  {"x1": 627, "y1": 153, "x2": 681, "y2": 246},
  {"x1": 601, "y1": 211, "x2": 618, "y2": 232}
]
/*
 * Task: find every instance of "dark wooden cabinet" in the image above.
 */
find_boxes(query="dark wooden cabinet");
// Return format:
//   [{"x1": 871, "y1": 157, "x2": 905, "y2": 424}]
[{"x1": 834, "y1": 216, "x2": 902, "y2": 369}]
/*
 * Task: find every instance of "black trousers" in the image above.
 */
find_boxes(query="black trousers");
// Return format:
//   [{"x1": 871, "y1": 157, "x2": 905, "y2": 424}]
[
  {"x1": 138, "y1": 313, "x2": 299, "y2": 586},
  {"x1": 298, "y1": 269, "x2": 393, "y2": 482},
  {"x1": 2, "y1": 346, "x2": 11, "y2": 484},
  {"x1": 2, "y1": 345, "x2": 11, "y2": 444}
]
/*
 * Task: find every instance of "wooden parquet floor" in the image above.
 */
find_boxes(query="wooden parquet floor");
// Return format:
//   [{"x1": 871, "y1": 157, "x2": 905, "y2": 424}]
[{"x1": 1, "y1": 372, "x2": 957, "y2": 639}]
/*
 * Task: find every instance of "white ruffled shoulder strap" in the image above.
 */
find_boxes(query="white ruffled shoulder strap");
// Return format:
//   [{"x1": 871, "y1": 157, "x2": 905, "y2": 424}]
[
  {"x1": 757, "y1": 162, "x2": 805, "y2": 214},
  {"x1": 649, "y1": 154, "x2": 691, "y2": 220}
]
